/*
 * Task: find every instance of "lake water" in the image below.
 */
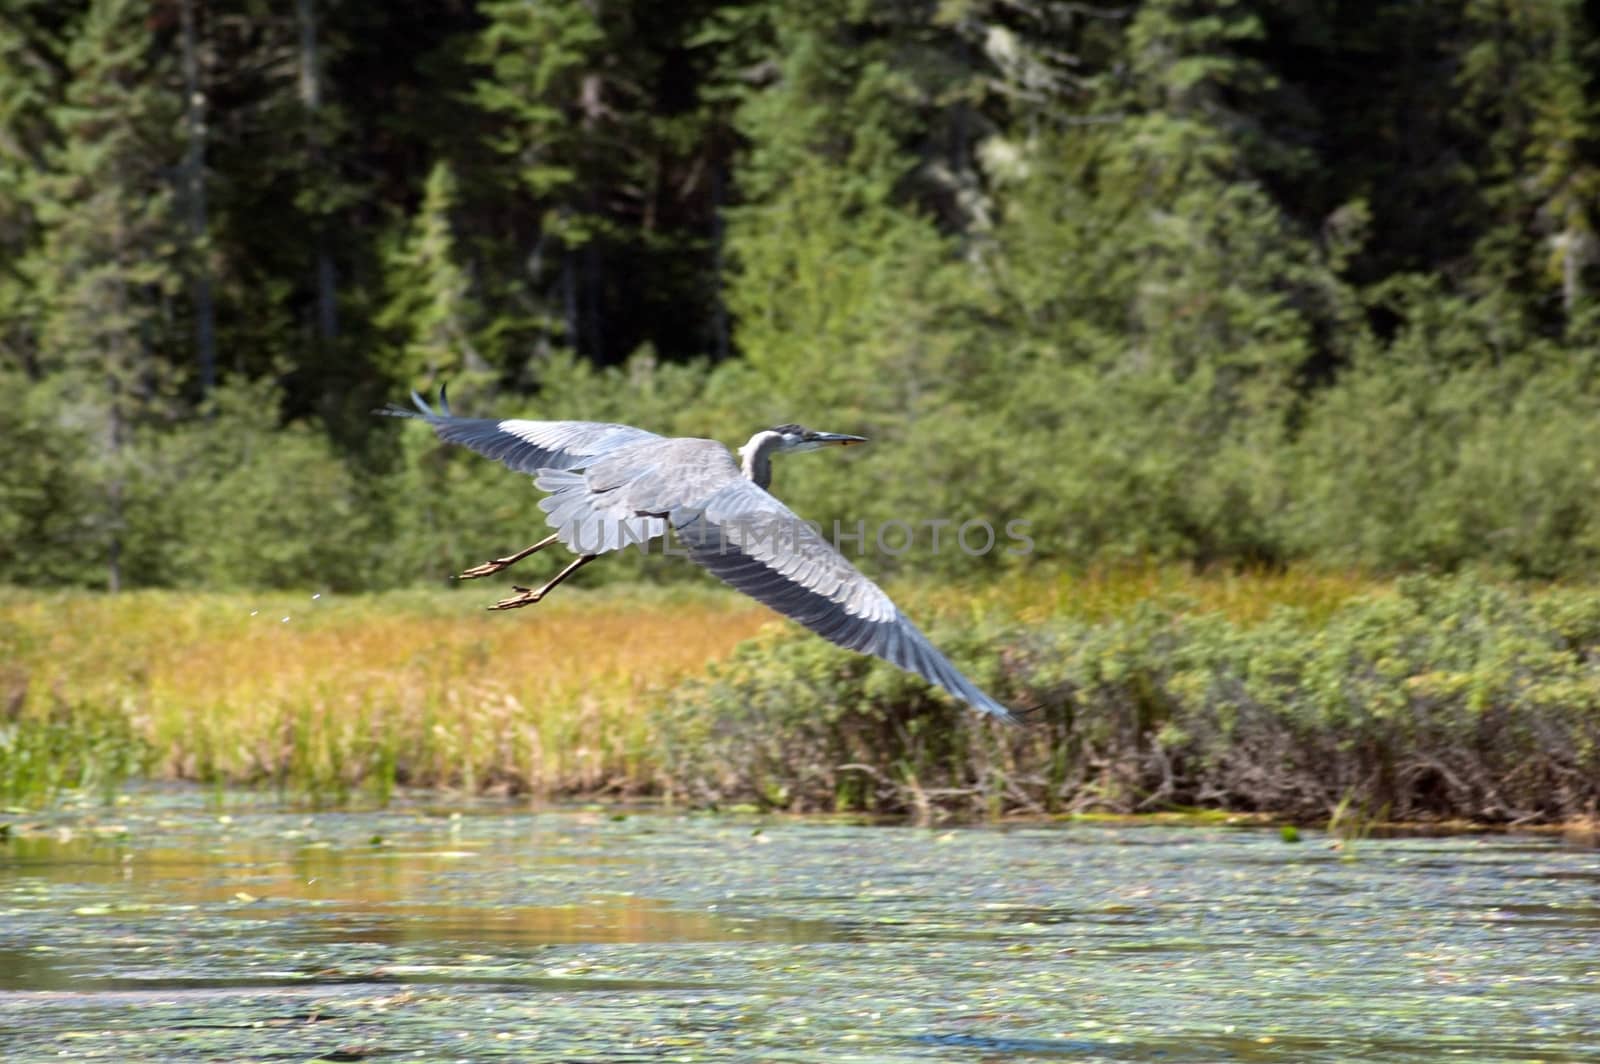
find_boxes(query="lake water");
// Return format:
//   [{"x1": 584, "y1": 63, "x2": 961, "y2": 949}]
[{"x1": 1, "y1": 791, "x2": 1596, "y2": 1061}]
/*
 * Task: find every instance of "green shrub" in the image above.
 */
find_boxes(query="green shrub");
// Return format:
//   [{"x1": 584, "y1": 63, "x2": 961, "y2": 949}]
[
  {"x1": 0, "y1": 374, "x2": 103, "y2": 586},
  {"x1": 1280, "y1": 335, "x2": 1600, "y2": 577},
  {"x1": 131, "y1": 379, "x2": 383, "y2": 590},
  {"x1": 655, "y1": 574, "x2": 1600, "y2": 822}
]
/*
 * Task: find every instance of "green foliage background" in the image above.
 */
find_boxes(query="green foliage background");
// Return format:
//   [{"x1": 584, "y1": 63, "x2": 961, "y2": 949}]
[{"x1": 4, "y1": 0, "x2": 1600, "y2": 590}]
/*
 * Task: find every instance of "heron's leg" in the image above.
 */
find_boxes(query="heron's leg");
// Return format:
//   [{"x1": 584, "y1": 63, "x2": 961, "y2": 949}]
[
  {"x1": 459, "y1": 533, "x2": 560, "y2": 580},
  {"x1": 488, "y1": 553, "x2": 598, "y2": 611}
]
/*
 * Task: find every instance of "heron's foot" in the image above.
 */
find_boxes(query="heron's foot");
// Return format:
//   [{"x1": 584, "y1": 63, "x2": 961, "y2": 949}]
[
  {"x1": 488, "y1": 585, "x2": 545, "y2": 611},
  {"x1": 460, "y1": 557, "x2": 516, "y2": 580},
  {"x1": 458, "y1": 535, "x2": 561, "y2": 579}
]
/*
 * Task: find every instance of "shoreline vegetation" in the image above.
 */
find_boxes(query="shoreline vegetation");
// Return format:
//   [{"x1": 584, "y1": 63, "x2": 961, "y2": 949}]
[
  {"x1": 4, "y1": 569, "x2": 1596, "y2": 826},
  {"x1": 9, "y1": 3, "x2": 1600, "y2": 843}
]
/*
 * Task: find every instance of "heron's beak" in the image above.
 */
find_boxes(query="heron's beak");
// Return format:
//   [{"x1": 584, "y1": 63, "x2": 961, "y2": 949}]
[{"x1": 811, "y1": 432, "x2": 868, "y2": 447}]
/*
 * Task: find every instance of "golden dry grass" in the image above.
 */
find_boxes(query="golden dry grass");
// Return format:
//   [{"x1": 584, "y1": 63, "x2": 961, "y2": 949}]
[{"x1": 1, "y1": 584, "x2": 769, "y2": 799}]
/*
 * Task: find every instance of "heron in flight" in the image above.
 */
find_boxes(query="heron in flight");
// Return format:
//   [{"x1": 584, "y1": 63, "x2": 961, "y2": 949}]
[{"x1": 383, "y1": 392, "x2": 1017, "y2": 723}]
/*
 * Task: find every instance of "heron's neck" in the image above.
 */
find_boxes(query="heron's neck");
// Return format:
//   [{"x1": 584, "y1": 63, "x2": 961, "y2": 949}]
[{"x1": 738, "y1": 431, "x2": 783, "y2": 491}]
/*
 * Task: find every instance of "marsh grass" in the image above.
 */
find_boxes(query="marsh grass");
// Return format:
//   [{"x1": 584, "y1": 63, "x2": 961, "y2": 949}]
[
  {"x1": 0, "y1": 583, "x2": 767, "y2": 806},
  {"x1": 9, "y1": 567, "x2": 1593, "y2": 823},
  {"x1": 927, "y1": 564, "x2": 1372, "y2": 627},
  {"x1": 1, "y1": 565, "x2": 1343, "y2": 807},
  {"x1": 1327, "y1": 790, "x2": 1384, "y2": 860}
]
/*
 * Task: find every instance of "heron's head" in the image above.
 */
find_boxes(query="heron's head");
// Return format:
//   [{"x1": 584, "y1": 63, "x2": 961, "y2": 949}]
[
  {"x1": 739, "y1": 424, "x2": 866, "y2": 487},
  {"x1": 762, "y1": 423, "x2": 869, "y2": 455}
]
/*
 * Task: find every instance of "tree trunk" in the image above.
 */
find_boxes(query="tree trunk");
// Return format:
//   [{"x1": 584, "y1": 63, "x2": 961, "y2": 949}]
[
  {"x1": 710, "y1": 162, "x2": 730, "y2": 361},
  {"x1": 296, "y1": 0, "x2": 338, "y2": 342},
  {"x1": 179, "y1": 0, "x2": 217, "y2": 395},
  {"x1": 562, "y1": 242, "x2": 579, "y2": 352},
  {"x1": 1561, "y1": 225, "x2": 1594, "y2": 320}
]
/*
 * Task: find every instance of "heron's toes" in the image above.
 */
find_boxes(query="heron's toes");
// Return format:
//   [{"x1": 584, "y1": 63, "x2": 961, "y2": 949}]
[
  {"x1": 459, "y1": 558, "x2": 508, "y2": 580},
  {"x1": 488, "y1": 587, "x2": 544, "y2": 611}
]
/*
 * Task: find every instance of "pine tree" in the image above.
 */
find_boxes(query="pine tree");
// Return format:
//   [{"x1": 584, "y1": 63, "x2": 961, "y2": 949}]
[
  {"x1": 717, "y1": 1, "x2": 952, "y2": 408},
  {"x1": 470, "y1": 0, "x2": 734, "y2": 368},
  {"x1": 0, "y1": 2, "x2": 64, "y2": 377},
  {"x1": 1459, "y1": 0, "x2": 1600, "y2": 333},
  {"x1": 471, "y1": 0, "x2": 618, "y2": 364},
  {"x1": 29, "y1": 0, "x2": 184, "y2": 590},
  {"x1": 294, "y1": 0, "x2": 339, "y2": 345},
  {"x1": 377, "y1": 160, "x2": 485, "y2": 391}
]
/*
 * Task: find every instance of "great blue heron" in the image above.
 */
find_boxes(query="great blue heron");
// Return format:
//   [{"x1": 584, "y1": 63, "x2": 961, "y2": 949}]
[{"x1": 382, "y1": 391, "x2": 1018, "y2": 723}]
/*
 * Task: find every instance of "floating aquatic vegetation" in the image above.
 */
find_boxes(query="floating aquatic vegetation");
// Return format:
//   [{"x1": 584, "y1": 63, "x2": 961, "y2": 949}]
[{"x1": 0, "y1": 793, "x2": 1596, "y2": 1061}]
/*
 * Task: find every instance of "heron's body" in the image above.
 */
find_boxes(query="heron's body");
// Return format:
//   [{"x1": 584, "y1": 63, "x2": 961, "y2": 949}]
[{"x1": 382, "y1": 392, "x2": 1017, "y2": 723}]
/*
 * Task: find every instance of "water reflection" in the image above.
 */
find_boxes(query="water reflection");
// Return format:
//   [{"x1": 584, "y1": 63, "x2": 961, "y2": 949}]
[{"x1": 0, "y1": 833, "x2": 840, "y2": 985}]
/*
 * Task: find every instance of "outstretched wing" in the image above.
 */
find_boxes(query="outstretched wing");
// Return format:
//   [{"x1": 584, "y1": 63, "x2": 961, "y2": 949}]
[
  {"x1": 380, "y1": 390, "x2": 659, "y2": 474},
  {"x1": 672, "y1": 477, "x2": 1017, "y2": 723}
]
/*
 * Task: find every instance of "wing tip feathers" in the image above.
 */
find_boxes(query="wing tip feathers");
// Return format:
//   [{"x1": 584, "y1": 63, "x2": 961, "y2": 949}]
[{"x1": 377, "y1": 388, "x2": 449, "y2": 422}]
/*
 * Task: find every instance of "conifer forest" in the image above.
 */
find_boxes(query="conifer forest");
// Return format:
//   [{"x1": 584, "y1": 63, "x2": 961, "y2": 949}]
[{"x1": 5, "y1": 0, "x2": 1600, "y2": 591}]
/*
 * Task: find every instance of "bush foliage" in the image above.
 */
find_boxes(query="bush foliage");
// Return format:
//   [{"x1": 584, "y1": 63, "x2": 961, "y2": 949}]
[
  {"x1": 656, "y1": 575, "x2": 1600, "y2": 823},
  {"x1": 7, "y1": 310, "x2": 1600, "y2": 591}
]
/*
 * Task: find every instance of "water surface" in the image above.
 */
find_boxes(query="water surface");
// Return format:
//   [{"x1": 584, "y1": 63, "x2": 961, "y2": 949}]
[{"x1": 1, "y1": 791, "x2": 1596, "y2": 1061}]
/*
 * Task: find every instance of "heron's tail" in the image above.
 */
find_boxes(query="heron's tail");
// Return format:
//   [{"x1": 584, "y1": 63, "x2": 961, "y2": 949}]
[{"x1": 375, "y1": 386, "x2": 452, "y2": 421}]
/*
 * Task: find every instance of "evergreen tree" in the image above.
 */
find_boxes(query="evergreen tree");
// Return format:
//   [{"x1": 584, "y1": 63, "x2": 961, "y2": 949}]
[
  {"x1": 0, "y1": 2, "x2": 64, "y2": 377},
  {"x1": 3, "y1": 0, "x2": 1600, "y2": 585},
  {"x1": 377, "y1": 160, "x2": 485, "y2": 391},
  {"x1": 469, "y1": 0, "x2": 606, "y2": 363},
  {"x1": 1458, "y1": 0, "x2": 1600, "y2": 334},
  {"x1": 27, "y1": 0, "x2": 184, "y2": 589},
  {"x1": 470, "y1": 0, "x2": 733, "y2": 368}
]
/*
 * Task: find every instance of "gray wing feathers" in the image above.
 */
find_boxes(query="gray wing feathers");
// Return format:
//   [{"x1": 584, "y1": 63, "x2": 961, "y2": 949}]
[
  {"x1": 382, "y1": 391, "x2": 659, "y2": 475},
  {"x1": 536, "y1": 468, "x2": 666, "y2": 554},
  {"x1": 674, "y1": 479, "x2": 1017, "y2": 723},
  {"x1": 688, "y1": 481, "x2": 896, "y2": 622},
  {"x1": 527, "y1": 437, "x2": 730, "y2": 554},
  {"x1": 586, "y1": 438, "x2": 742, "y2": 513}
]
